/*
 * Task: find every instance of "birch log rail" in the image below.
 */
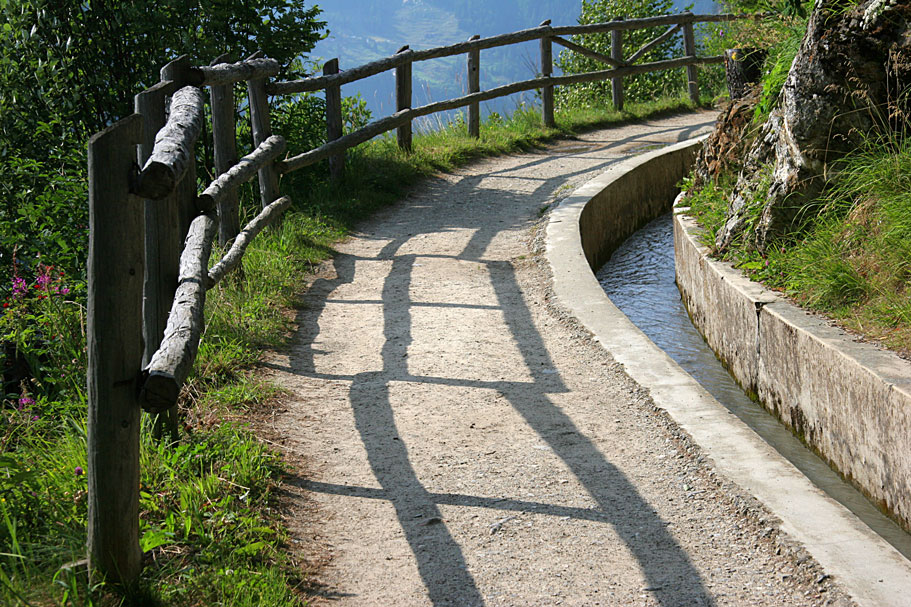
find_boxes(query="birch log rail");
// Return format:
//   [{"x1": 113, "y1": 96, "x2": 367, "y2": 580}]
[
  {"x1": 206, "y1": 195, "x2": 292, "y2": 289},
  {"x1": 134, "y1": 86, "x2": 206, "y2": 200},
  {"x1": 140, "y1": 212, "x2": 218, "y2": 413},
  {"x1": 198, "y1": 57, "x2": 281, "y2": 86},
  {"x1": 196, "y1": 134, "x2": 286, "y2": 213}
]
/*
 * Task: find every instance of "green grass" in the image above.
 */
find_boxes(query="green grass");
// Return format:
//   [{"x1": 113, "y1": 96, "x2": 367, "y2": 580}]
[
  {"x1": 1, "y1": 93, "x2": 710, "y2": 606},
  {"x1": 683, "y1": 136, "x2": 911, "y2": 357}
]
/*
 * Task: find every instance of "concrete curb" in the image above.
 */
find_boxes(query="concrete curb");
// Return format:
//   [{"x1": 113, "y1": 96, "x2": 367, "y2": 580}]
[{"x1": 544, "y1": 137, "x2": 911, "y2": 607}]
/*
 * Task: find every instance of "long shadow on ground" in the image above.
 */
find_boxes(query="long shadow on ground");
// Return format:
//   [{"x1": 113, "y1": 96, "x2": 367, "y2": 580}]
[{"x1": 280, "y1": 119, "x2": 716, "y2": 606}]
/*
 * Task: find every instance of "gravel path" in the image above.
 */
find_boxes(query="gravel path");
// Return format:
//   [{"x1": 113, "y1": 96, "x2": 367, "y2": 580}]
[{"x1": 262, "y1": 112, "x2": 853, "y2": 606}]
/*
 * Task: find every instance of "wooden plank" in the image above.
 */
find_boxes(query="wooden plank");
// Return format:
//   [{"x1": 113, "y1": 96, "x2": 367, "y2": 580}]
[
  {"x1": 267, "y1": 13, "x2": 750, "y2": 95},
  {"x1": 278, "y1": 54, "x2": 723, "y2": 174},
  {"x1": 197, "y1": 135, "x2": 286, "y2": 213},
  {"x1": 540, "y1": 21, "x2": 555, "y2": 128},
  {"x1": 683, "y1": 20, "x2": 700, "y2": 103},
  {"x1": 612, "y1": 25, "x2": 624, "y2": 111},
  {"x1": 626, "y1": 24, "x2": 681, "y2": 64},
  {"x1": 209, "y1": 53, "x2": 241, "y2": 248},
  {"x1": 140, "y1": 213, "x2": 218, "y2": 413},
  {"x1": 206, "y1": 196, "x2": 292, "y2": 288},
  {"x1": 135, "y1": 86, "x2": 205, "y2": 199},
  {"x1": 198, "y1": 57, "x2": 281, "y2": 86},
  {"x1": 248, "y1": 68, "x2": 281, "y2": 209},
  {"x1": 467, "y1": 35, "x2": 480, "y2": 138},
  {"x1": 324, "y1": 58, "x2": 344, "y2": 180},
  {"x1": 552, "y1": 36, "x2": 623, "y2": 68},
  {"x1": 396, "y1": 46, "x2": 413, "y2": 152},
  {"x1": 87, "y1": 113, "x2": 145, "y2": 584}
]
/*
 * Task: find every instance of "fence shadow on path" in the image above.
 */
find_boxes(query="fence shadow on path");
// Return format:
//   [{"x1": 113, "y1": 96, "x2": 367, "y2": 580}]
[{"x1": 278, "y1": 122, "x2": 716, "y2": 606}]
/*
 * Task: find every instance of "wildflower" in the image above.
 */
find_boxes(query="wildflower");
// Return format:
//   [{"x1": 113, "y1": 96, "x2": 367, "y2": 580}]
[
  {"x1": 36, "y1": 273, "x2": 51, "y2": 289},
  {"x1": 59, "y1": 287, "x2": 70, "y2": 295},
  {"x1": 12, "y1": 277, "x2": 27, "y2": 296},
  {"x1": 18, "y1": 396, "x2": 35, "y2": 408},
  {"x1": 74, "y1": 466, "x2": 84, "y2": 476},
  {"x1": 31, "y1": 415, "x2": 38, "y2": 422},
  {"x1": 2, "y1": 303, "x2": 7, "y2": 308}
]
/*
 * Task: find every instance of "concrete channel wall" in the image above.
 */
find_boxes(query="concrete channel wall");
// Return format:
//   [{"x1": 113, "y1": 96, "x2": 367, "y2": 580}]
[
  {"x1": 674, "y1": 206, "x2": 911, "y2": 532},
  {"x1": 547, "y1": 135, "x2": 911, "y2": 605}
]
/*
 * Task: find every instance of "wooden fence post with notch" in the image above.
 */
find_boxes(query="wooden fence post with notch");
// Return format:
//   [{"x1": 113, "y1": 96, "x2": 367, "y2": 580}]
[
  {"x1": 682, "y1": 16, "x2": 700, "y2": 103},
  {"x1": 467, "y1": 35, "x2": 481, "y2": 138},
  {"x1": 247, "y1": 52, "x2": 281, "y2": 207},
  {"x1": 540, "y1": 20, "x2": 555, "y2": 128},
  {"x1": 396, "y1": 46, "x2": 413, "y2": 152},
  {"x1": 324, "y1": 58, "x2": 344, "y2": 180},
  {"x1": 86, "y1": 113, "x2": 145, "y2": 585},
  {"x1": 209, "y1": 53, "x2": 241, "y2": 246},
  {"x1": 611, "y1": 18, "x2": 624, "y2": 111}
]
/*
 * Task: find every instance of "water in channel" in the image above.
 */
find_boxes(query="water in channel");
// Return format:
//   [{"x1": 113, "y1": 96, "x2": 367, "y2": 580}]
[{"x1": 596, "y1": 211, "x2": 911, "y2": 560}]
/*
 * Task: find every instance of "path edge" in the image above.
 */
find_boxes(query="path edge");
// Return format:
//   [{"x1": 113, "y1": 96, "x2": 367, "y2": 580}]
[{"x1": 544, "y1": 136, "x2": 911, "y2": 607}]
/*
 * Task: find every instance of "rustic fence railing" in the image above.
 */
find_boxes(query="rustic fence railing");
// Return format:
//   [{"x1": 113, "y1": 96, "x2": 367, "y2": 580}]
[{"x1": 86, "y1": 10, "x2": 755, "y2": 583}]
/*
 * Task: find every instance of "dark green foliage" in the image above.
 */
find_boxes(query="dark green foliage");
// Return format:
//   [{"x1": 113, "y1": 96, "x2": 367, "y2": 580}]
[{"x1": 555, "y1": 0, "x2": 685, "y2": 109}]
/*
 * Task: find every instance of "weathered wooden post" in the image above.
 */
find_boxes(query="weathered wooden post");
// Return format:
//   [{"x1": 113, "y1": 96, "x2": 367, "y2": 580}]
[
  {"x1": 540, "y1": 20, "x2": 555, "y2": 128},
  {"x1": 247, "y1": 52, "x2": 281, "y2": 207},
  {"x1": 682, "y1": 15, "x2": 700, "y2": 104},
  {"x1": 209, "y1": 53, "x2": 241, "y2": 246},
  {"x1": 611, "y1": 19, "x2": 624, "y2": 111},
  {"x1": 87, "y1": 113, "x2": 145, "y2": 584},
  {"x1": 395, "y1": 46, "x2": 413, "y2": 152},
  {"x1": 467, "y1": 35, "x2": 481, "y2": 138},
  {"x1": 324, "y1": 58, "x2": 344, "y2": 180}
]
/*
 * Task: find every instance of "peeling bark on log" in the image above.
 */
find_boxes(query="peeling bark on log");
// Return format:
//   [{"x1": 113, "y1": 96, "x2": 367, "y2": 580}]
[
  {"x1": 198, "y1": 57, "x2": 281, "y2": 86},
  {"x1": 197, "y1": 135, "x2": 286, "y2": 213},
  {"x1": 206, "y1": 196, "x2": 291, "y2": 289},
  {"x1": 140, "y1": 213, "x2": 217, "y2": 413},
  {"x1": 135, "y1": 86, "x2": 205, "y2": 200},
  {"x1": 716, "y1": 0, "x2": 911, "y2": 251}
]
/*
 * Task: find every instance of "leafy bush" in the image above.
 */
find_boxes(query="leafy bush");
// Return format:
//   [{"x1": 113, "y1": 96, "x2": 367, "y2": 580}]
[{"x1": 556, "y1": 0, "x2": 685, "y2": 109}]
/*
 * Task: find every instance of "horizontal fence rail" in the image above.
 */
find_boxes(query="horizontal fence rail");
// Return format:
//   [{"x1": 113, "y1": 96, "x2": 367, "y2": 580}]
[{"x1": 87, "y1": 10, "x2": 759, "y2": 584}]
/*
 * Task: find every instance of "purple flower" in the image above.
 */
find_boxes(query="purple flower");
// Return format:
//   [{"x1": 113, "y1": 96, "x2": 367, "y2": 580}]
[
  {"x1": 36, "y1": 273, "x2": 51, "y2": 287},
  {"x1": 31, "y1": 415, "x2": 39, "y2": 422},
  {"x1": 74, "y1": 466, "x2": 84, "y2": 476},
  {"x1": 18, "y1": 396, "x2": 35, "y2": 409},
  {"x1": 12, "y1": 277, "x2": 27, "y2": 296},
  {"x1": 59, "y1": 287, "x2": 70, "y2": 295}
]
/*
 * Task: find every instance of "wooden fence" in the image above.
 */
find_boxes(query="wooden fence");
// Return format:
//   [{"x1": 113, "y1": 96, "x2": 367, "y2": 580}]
[{"x1": 85, "y1": 11, "x2": 754, "y2": 583}]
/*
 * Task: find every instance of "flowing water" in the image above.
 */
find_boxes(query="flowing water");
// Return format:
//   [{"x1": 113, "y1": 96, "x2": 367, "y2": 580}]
[{"x1": 596, "y1": 211, "x2": 911, "y2": 560}]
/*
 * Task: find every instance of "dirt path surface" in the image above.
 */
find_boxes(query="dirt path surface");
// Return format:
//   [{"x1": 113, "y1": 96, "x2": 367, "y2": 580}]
[{"x1": 262, "y1": 112, "x2": 854, "y2": 606}]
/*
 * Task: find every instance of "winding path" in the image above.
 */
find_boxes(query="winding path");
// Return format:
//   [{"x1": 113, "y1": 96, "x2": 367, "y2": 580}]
[{"x1": 263, "y1": 112, "x2": 854, "y2": 606}]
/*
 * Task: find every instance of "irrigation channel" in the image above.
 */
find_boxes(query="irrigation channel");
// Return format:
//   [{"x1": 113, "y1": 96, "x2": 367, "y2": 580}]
[{"x1": 596, "y1": 211, "x2": 911, "y2": 560}]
